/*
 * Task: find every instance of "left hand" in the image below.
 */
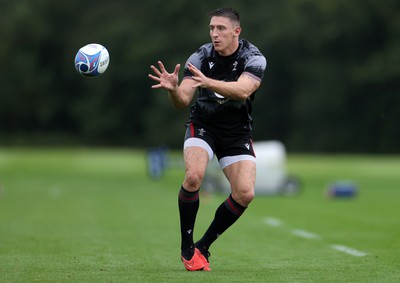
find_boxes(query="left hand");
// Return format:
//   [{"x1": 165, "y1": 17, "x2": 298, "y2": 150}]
[{"x1": 188, "y1": 63, "x2": 211, "y2": 89}]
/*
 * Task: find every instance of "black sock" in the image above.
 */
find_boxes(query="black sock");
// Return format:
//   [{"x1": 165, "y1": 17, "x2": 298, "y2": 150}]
[
  {"x1": 196, "y1": 194, "x2": 246, "y2": 251},
  {"x1": 178, "y1": 186, "x2": 199, "y2": 258}
]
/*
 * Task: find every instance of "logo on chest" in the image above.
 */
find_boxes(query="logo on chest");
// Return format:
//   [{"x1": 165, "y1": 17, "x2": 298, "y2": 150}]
[{"x1": 232, "y1": 61, "x2": 238, "y2": 71}]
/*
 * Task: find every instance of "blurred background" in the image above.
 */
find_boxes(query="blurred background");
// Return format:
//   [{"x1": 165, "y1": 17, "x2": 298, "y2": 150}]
[
  {"x1": 1, "y1": 2, "x2": 400, "y2": 280},
  {"x1": 0, "y1": 0, "x2": 399, "y2": 153}
]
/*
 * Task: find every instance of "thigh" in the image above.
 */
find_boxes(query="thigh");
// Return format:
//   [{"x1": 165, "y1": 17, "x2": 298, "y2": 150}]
[
  {"x1": 223, "y1": 160, "x2": 256, "y2": 206},
  {"x1": 183, "y1": 122, "x2": 217, "y2": 191},
  {"x1": 182, "y1": 146, "x2": 210, "y2": 191}
]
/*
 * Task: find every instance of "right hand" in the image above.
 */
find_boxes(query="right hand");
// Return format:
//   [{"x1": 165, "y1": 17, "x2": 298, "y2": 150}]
[{"x1": 148, "y1": 61, "x2": 180, "y2": 91}]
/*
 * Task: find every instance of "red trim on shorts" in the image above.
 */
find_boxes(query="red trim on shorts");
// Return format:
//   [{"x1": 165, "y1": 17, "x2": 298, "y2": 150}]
[{"x1": 190, "y1": 123, "x2": 195, "y2": 137}]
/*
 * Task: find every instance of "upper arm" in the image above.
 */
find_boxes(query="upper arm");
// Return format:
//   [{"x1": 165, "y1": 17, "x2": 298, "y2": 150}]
[
  {"x1": 238, "y1": 53, "x2": 266, "y2": 97},
  {"x1": 237, "y1": 72, "x2": 262, "y2": 97}
]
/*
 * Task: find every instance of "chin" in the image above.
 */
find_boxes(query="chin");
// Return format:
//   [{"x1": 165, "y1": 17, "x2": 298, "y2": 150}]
[{"x1": 214, "y1": 45, "x2": 223, "y2": 52}]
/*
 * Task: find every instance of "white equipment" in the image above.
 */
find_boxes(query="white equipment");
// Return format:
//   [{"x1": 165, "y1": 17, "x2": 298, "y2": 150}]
[{"x1": 203, "y1": 141, "x2": 300, "y2": 196}]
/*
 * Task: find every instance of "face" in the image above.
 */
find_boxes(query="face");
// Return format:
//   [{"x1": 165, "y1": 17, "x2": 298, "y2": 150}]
[{"x1": 209, "y1": 16, "x2": 241, "y2": 56}]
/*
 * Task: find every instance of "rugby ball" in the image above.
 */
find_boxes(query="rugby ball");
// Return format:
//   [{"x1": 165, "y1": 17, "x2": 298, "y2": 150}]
[{"x1": 74, "y1": 43, "x2": 110, "y2": 77}]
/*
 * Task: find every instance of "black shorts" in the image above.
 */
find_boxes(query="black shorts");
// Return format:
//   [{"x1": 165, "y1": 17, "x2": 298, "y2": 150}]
[{"x1": 184, "y1": 122, "x2": 256, "y2": 168}]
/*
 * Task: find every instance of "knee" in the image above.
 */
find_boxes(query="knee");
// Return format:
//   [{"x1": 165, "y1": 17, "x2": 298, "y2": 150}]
[
  {"x1": 183, "y1": 170, "x2": 205, "y2": 191},
  {"x1": 233, "y1": 187, "x2": 255, "y2": 207}
]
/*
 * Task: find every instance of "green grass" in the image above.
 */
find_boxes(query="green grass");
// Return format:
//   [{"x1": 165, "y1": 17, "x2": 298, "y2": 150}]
[{"x1": 0, "y1": 148, "x2": 399, "y2": 282}]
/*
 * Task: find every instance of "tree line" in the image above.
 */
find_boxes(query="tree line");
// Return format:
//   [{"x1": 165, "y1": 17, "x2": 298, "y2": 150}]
[{"x1": 0, "y1": 0, "x2": 399, "y2": 153}]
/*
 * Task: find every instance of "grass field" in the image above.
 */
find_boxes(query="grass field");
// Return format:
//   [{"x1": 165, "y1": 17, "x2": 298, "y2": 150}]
[{"x1": 0, "y1": 148, "x2": 399, "y2": 282}]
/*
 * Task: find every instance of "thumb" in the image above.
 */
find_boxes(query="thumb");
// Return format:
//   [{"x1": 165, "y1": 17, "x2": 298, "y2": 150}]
[{"x1": 173, "y1": 64, "x2": 181, "y2": 75}]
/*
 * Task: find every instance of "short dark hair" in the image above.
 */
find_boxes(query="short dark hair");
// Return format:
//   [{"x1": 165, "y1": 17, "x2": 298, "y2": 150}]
[{"x1": 209, "y1": 7, "x2": 240, "y2": 25}]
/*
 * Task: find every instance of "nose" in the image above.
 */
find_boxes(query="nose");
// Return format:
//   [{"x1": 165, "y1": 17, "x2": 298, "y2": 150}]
[{"x1": 210, "y1": 29, "x2": 218, "y2": 38}]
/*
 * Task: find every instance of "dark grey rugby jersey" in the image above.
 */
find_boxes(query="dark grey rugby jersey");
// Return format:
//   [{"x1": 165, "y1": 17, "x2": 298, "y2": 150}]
[{"x1": 183, "y1": 39, "x2": 267, "y2": 131}]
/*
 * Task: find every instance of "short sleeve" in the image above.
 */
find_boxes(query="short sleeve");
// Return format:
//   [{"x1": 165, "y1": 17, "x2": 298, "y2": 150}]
[{"x1": 244, "y1": 54, "x2": 267, "y2": 81}]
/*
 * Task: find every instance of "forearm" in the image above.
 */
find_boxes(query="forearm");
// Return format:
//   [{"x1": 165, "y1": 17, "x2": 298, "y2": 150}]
[
  {"x1": 168, "y1": 87, "x2": 192, "y2": 109},
  {"x1": 207, "y1": 79, "x2": 250, "y2": 101},
  {"x1": 188, "y1": 62, "x2": 260, "y2": 101}
]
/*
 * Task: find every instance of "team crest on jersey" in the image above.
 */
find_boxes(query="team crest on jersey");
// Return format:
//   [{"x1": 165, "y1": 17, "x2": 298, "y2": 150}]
[
  {"x1": 232, "y1": 61, "x2": 238, "y2": 71},
  {"x1": 214, "y1": 91, "x2": 229, "y2": 104},
  {"x1": 198, "y1": 128, "x2": 206, "y2": 136},
  {"x1": 217, "y1": 99, "x2": 229, "y2": 105}
]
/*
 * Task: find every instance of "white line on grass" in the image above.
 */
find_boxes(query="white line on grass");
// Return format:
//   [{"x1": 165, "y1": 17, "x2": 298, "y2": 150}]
[
  {"x1": 291, "y1": 229, "x2": 321, "y2": 240},
  {"x1": 331, "y1": 245, "x2": 368, "y2": 257},
  {"x1": 264, "y1": 217, "x2": 284, "y2": 227},
  {"x1": 263, "y1": 216, "x2": 369, "y2": 257}
]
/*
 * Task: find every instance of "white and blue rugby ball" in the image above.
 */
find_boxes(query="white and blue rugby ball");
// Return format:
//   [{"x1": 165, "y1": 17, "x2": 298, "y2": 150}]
[{"x1": 74, "y1": 43, "x2": 110, "y2": 77}]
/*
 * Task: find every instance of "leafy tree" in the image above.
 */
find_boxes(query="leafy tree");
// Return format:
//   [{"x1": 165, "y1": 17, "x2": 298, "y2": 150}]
[{"x1": 0, "y1": 0, "x2": 398, "y2": 152}]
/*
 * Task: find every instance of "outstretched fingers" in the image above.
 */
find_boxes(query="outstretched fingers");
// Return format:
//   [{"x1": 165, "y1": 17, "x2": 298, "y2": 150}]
[
  {"x1": 149, "y1": 61, "x2": 180, "y2": 90},
  {"x1": 148, "y1": 70, "x2": 161, "y2": 89},
  {"x1": 157, "y1": 61, "x2": 167, "y2": 73},
  {"x1": 188, "y1": 63, "x2": 200, "y2": 75},
  {"x1": 173, "y1": 64, "x2": 181, "y2": 76},
  {"x1": 150, "y1": 64, "x2": 162, "y2": 77},
  {"x1": 149, "y1": 62, "x2": 165, "y2": 89},
  {"x1": 188, "y1": 63, "x2": 207, "y2": 88}
]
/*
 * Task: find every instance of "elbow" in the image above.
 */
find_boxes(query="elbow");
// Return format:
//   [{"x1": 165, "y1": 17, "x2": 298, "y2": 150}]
[
  {"x1": 237, "y1": 91, "x2": 252, "y2": 101},
  {"x1": 169, "y1": 93, "x2": 191, "y2": 109},
  {"x1": 234, "y1": 84, "x2": 255, "y2": 101},
  {"x1": 171, "y1": 99, "x2": 190, "y2": 109},
  {"x1": 240, "y1": 93, "x2": 251, "y2": 101},
  {"x1": 238, "y1": 84, "x2": 259, "y2": 101}
]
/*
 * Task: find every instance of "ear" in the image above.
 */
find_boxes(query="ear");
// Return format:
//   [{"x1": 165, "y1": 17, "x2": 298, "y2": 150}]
[{"x1": 234, "y1": 26, "x2": 241, "y2": 37}]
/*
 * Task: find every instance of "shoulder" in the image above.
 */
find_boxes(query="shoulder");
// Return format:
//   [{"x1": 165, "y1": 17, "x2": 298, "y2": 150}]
[
  {"x1": 240, "y1": 39, "x2": 263, "y2": 56},
  {"x1": 187, "y1": 43, "x2": 213, "y2": 64},
  {"x1": 238, "y1": 39, "x2": 267, "y2": 80},
  {"x1": 184, "y1": 43, "x2": 214, "y2": 77},
  {"x1": 198, "y1": 42, "x2": 214, "y2": 54},
  {"x1": 239, "y1": 39, "x2": 267, "y2": 69}
]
